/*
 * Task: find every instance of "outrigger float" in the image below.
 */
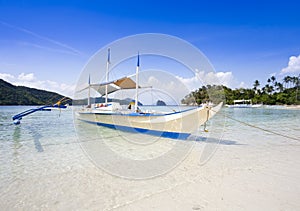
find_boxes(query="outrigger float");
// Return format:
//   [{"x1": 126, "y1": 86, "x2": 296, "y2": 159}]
[
  {"x1": 75, "y1": 50, "x2": 223, "y2": 140},
  {"x1": 12, "y1": 98, "x2": 68, "y2": 125}
]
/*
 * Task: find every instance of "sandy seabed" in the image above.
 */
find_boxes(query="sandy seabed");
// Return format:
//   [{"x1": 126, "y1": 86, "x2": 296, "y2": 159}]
[{"x1": 1, "y1": 124, "x2": 300, "y2": 211}]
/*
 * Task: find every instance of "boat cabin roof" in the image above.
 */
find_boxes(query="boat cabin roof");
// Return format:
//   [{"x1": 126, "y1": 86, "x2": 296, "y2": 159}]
[{"x1": 78, "y1": 76, "x2": 140, "y2": 96}]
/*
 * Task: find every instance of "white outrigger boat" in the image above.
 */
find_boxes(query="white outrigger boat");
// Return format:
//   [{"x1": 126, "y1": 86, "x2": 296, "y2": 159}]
[{"x1": 76, "y1": 50, "x2": 223, "y2": 139}]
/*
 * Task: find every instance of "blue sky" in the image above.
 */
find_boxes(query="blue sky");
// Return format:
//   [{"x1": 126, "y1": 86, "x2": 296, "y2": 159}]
[{"x1": 1, "y1": 0, "x2": 300, "y2": 96}]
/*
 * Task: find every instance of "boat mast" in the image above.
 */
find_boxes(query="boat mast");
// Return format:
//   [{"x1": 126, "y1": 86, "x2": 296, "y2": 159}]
[
  {"x1": 134, "y1": 52, "x2": 140, "y2": 112},
  {"x1": 105, "y1": 48, "x2": 110, "y2": 104},
  {"x1": 88, "y1": 74, "x2": 91, "y2": 106}
]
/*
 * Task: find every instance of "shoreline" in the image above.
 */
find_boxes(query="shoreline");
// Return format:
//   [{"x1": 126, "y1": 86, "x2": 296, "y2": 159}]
[{"x1": 284, "y1": 105, "x2": 300, "y2": 110}]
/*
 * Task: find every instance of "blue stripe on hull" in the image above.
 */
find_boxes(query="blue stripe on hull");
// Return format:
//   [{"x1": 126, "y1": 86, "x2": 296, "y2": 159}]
[{"x1": 79, "y1": 119, "x2": 191, "y2": 140}]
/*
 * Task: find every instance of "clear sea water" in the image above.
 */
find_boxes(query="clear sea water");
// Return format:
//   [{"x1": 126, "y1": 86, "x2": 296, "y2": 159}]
[{"x1": 0, "y1": 105, "x2": 299, "y2": 209}]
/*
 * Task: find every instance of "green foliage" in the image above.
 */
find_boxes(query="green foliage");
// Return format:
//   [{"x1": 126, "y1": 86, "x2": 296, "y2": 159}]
[
  {"x1": 0, "y1": 79, "x2": 71, "y2": 105},
  {"x1": 181, "y1": 74, "x2": 300, "y2": 105}
]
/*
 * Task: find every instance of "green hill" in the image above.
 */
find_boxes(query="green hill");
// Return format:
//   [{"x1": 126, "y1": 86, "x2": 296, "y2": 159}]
[{"x1": 0, "y1": 79, "x2": 71, "y2": 105}]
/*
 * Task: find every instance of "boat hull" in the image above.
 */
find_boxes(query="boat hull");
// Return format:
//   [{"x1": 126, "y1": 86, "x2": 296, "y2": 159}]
[{"x1": 77, "y1": 102, "x2": 223, "y2": 139}]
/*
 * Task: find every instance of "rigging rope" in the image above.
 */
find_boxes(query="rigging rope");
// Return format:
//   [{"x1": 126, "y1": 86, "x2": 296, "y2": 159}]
[{"x1": 210, "y1": 108, "x2": 300, "y2": 142}]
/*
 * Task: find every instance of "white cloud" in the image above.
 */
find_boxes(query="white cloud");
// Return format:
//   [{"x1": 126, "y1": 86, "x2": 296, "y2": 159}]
[
  {"x1": 144, "y1": 73, "x2": 189, "y2": 104},
  {"x1": 214, "y1": 72, "x2": 234, "y2": 87},
  {"x1": 0, "y1": 72, "x2": 75, "y2": 97},
  {"x1": 0, "y1": 73, "x2": 15, "y2": 81},
  {"x1": 176, "y1": 70, "x2": 235, "y2": 91},
  {"x1": 280, "y1": 55, "x2": 300, "y2": 74},
  {"x1": 18, "y1": 73, "x2": 35, "y2": 81},
  {"x1": 238, "y1": 81, "x2": 246, "y2": 88}
]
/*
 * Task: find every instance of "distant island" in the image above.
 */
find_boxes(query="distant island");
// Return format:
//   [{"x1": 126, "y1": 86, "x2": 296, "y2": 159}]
[
  {"x1": 0, "y1": 79, "x2": 71, "y2": 105},
  {"x1": 156, "y1": 100, "x2": 166, "y2": 106},
  {"x1": 182, "y1": 75, "x2": 300, "y2": 105}
]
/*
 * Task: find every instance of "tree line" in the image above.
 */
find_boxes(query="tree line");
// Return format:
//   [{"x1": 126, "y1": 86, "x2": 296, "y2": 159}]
[{"x1": 181, "y1": 74, "x2": 300, "y2": 105}]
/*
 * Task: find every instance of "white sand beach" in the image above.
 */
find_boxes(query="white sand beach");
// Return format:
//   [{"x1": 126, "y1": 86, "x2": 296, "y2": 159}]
[{"x1": 284, "y1": 105, "x2": 300, "y2": 110}]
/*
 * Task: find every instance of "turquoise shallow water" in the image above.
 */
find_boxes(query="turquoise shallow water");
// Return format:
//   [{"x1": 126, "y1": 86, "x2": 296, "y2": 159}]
[
  {"x1": 0, "y1": 105, "x2": 299, "y2": 209},
  {"x1": 0, "y1": 106, "x2": 79, "y2": 196},
  {"x1": 1, "y1": 105, "x2": 299, "y2": 164}
]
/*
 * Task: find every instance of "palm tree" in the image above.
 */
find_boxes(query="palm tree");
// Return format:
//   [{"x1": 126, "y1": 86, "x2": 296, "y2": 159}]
[
  {"x1": 276, "y1": 82, "x2": 284, "y2": 92},
  {"x1": 291, "y1": 76, "x2": 299, "y2": 88},
  {"x1": 294, "y1": 75, "x2": 300, "y2": 102},
  {"x1": 271, "y1": 76, "x2": 276, "y2": 85},
  {"x1": 264, "y1": 84, "x2": 274, "y2": 94},
  {"x1": 283, "y1": 76, "x2": 292, "y2": 88},
  {"x1": 253, "y1": 80, "x2": 260, "y2": 92}
]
